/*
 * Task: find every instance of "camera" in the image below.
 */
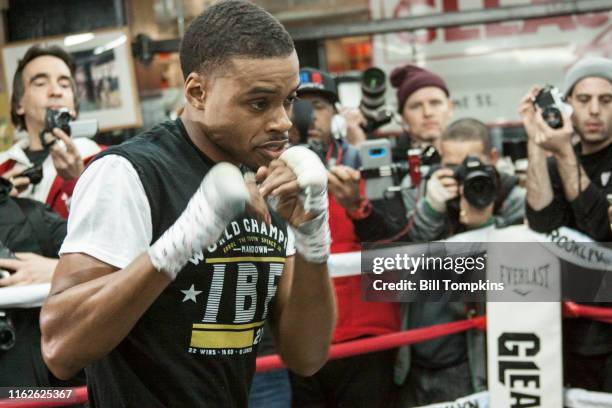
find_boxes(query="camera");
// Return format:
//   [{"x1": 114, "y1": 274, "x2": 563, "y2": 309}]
[
  {"x1": 40, "y1": 108, "x2": 99, "y2": 147},
  {"x1": 20, "y1": 165, "x2": 43, "y2": 185},
  {"x1": 452, "y1": 155, "x2": 498, "y2": 209},
  {"x1": 44, "y1": 107, "x2": 73, "y2": 135},
  {"x1": 532, "y1": 85, "x2": 569, "y2": 129},
  {"x1": 360, "y1": 68, "x2": 394, "y2": 133},
  {"x1": 359, "y1": 139, "x2": 433, "y2": 200},
  {"x1": 0, "y1": 311, "x2": 16, "y2": 351}
]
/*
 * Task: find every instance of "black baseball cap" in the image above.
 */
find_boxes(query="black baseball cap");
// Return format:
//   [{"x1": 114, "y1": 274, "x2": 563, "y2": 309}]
[{"x1": 298, "y1": 67, "x2": 338, "y2": 104}]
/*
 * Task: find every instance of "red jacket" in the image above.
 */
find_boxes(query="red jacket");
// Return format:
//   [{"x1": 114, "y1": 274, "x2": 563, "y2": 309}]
[{"x1": 328, "y1": 191, "x2": 400, "y2": 343}]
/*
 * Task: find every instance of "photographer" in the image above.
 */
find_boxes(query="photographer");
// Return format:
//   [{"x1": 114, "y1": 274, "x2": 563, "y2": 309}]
[
  {"x1": 341, "y1": 119, "x2": 525, "y2": 242},
  {"x1": 522, "y1": 56, "x2": 612, "y2": 241},
  {"x1": 0, "y1": 44, "x2": 102, "y2": 218},
  {"x1": 0, "y1": 177, "x2": 83, "y2": 388},
  {"x1": 332, "y1": 119, "x2": 525, "y2": 405},
  {"x1": 390, "y1": 64, "x2": 453, "y2": 162},
  {"x1": 398, "y1": 119, "x2": 524, "y2": 406},
  {"x1": 331, "y1": 64, "x2": 455, "y2": 243},
  {"x1": 289, "y1": 67, "x2": 399, "y2": 408},
  {"x1": 400, "y1": 118, "x2": 525, "y2": 241},
  {"x1": 521, "y1": 56, "x2": 612, "y2": 392},
  {"x1": 293, "y1": 67, "x2": 361, "y2": 168},
  {"x1": 342, "y1": 64, "x2": 453, "y2": 157}
]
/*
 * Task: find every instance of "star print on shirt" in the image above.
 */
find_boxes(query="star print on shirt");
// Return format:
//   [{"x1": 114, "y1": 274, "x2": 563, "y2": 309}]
[{"x1": 181, "y1": 284, "x2": 203, "y2": 303}]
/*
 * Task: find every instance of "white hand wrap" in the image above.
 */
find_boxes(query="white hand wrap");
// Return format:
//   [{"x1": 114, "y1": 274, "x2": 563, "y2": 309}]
[
  {"x1": 279, "y1": 146, "x2": 331, "y2": 264},
  {"x1": 425, "y1": 174, "x2": 454, "y2": 213},
  {"x1": 149, "y1": 162, "x2": 250, "y2": 279}
]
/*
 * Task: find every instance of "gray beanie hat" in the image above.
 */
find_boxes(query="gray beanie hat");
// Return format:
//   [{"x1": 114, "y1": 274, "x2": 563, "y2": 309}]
[{"x1": 563, "y1": 56, "x2": 612, "y2": 98}]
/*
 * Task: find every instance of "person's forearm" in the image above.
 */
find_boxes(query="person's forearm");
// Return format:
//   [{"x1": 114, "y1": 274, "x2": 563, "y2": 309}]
[
  {"x1": 276, "y1": 254, "x2": 335, "y2": 376},
  {"x1": 554, "y1": 145, "x2": 591, "y2": 202},
  {"x1": 526, "y1": 140, "x2": 554, "y2": 210},
  {"x1": 40, "y1": 253, "x2": 170, "y2": 379},
  {"x1": 408, "y1": 199, "x2": 447, "y2": 242},
  {"x1": 345, "y1": 124, "x2": 367, "y2": 146}
]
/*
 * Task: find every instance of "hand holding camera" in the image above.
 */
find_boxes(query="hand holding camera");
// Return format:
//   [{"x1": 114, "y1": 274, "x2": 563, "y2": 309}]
[
  {"x1": 40, "y1": 107, "x2": 99, "y2": 145},
  {"x1": 39, "y1": 107, "x2": 99, "y2": 181},
  {"x1": 519, "y1": 85, "x2": 574, "y2": 155},
  {"x1": 340, "y1": 107, "x2": 368, "y2": 146},
  {"x1": 425, "y1": 155, "x2": 498, "y2": 216},
  {"x1": 48, "y1": 127, "x2": 85, "y2": 181},
  {"x1": 328, "y1": 165, "x2": 362, "y2": 212},
  {"x1": 1, "y1": 168, "x2": 32, "y2": 195},
  {"x1": 425, "y1": 168, "x2": 458, "y2": 213}
]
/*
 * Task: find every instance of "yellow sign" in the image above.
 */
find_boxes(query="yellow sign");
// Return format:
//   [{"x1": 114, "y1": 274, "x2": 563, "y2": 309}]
[{"x1": 0, "y1": 92, "x2": 13, "y2": 151}]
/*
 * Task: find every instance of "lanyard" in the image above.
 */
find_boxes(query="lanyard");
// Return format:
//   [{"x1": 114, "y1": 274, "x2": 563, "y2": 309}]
[{"x1": 325, "y1": 140, "x2": 343, "y2": 167}]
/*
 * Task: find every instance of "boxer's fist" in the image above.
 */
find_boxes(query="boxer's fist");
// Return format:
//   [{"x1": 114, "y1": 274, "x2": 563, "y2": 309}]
[
  {"x1": 279, "y1": 146, "x2": 328, "y2": 214},
  {"x1": 200, "y1": 162, "x2": 250, "y2": 222},
  {"x1": 149, "y1": 162, "x2": 250, "y2": 279},
  {"x1": 259, "y1": 146, "x2": 331, "y2": 264}
]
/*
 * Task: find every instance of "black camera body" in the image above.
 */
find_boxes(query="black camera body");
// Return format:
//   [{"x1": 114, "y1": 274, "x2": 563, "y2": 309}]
[
  {"x1": 533, "y1": 85, "x2": 566, "y2": 129},
  {"x1": 44, "y1": 107, "x2": 73, "y2": 135},
  {"x1": 0, "y1": 311, "x2": 16, "y2": 351},
  {"x1": 20, "y1": 165, "x2": 43, "y2": 185},
  {"x1": 40, "y1": 108, "x2": 99, "y2": 147},
  {"x1": 452, "y1": 155, "x2": 498, "y2": 210}
]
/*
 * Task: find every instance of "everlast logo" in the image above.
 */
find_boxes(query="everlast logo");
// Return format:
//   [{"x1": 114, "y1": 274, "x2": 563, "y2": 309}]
[
  {"x1": 498, "y1": 333, "x2": 541, "y2": 408},
  {"x1": 499, "y1": 263, "x2": 550, "y2": 296}
]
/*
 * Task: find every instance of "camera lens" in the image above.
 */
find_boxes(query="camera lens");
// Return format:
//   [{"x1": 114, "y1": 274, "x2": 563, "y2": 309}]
[
  {"x1": 57, "y1": 111, "x2": 71, "y2": 126},
  {"x1": 463, "y1": 172, "x2": 496, "y2": 209},
  {"x1": 542, "y1": 107, "x2": 563, "y2": 129},
  {"x1": 0, "y1": 316, "x2": 16, "y2": 351},
  {"x1": 361, "y1": 68, "x2": 387, "y2": 113},
  {"x1": 533, "y1": 86, "x2": 564, "y2": 129},
  {"x1": 44, "y1": 108, "x2": 73, "y2": 136}
]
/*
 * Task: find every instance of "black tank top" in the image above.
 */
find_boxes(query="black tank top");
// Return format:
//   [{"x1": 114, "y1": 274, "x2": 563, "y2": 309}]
[{"x1": 86, "y1": 119, "x2": 291, "y2": 407}]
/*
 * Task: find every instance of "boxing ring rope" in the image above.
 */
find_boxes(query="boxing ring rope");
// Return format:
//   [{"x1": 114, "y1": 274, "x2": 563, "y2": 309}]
[
  {"x1": 256, "y1": 314, "x2": 487, "y2": 373},
  {"x1": 2, "y1": 226, "x2": 612, "y2": 406},
  {"x1": 1, "y1": 302, "x2": 610, "y2": 408},
  {"x1": 563, "y1": 301, "x2": 612, "y2": 324}
]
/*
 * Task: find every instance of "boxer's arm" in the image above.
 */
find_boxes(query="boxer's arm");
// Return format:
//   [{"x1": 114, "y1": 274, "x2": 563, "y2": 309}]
[
  {"x1": 40, "y1": 252, "x2": 169, "y2": 380},
  {"x1": 270, "y1": 254, "x2": 335, "y2": 376},
  {"x1": 262, "y1": 147, "x2": 335, "y2": 375},
  {"x1": 41, "y1": 162, "x2": 251, "y2": 380}
]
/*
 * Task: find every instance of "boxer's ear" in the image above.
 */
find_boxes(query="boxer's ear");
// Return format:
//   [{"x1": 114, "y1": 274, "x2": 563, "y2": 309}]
[{"x1": 184, "y1": 72, "x2": 207, "y2": 110}]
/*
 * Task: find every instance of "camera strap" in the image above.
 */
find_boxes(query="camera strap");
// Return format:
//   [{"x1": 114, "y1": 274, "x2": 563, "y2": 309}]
[{"x1": 325, "y1": 140, "x2": 343, "y2": 167}]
